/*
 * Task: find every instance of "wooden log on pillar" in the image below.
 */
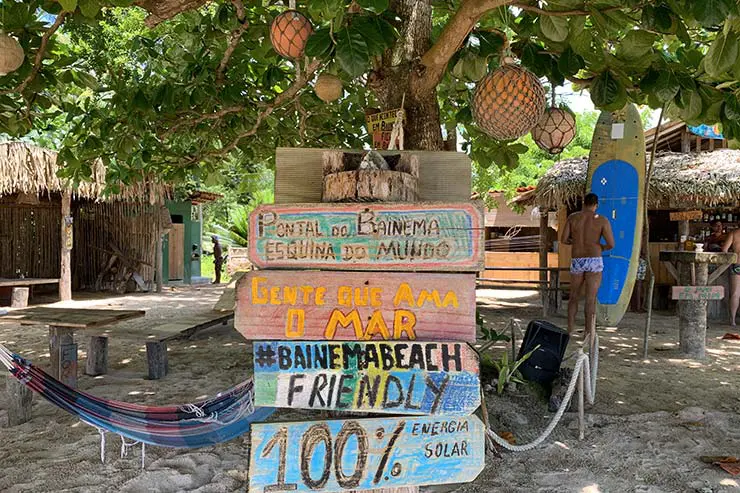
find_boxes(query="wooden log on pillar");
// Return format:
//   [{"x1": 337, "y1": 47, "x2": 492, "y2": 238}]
[
  {"x1": 60, "y1": 192, "x2": 72, "y2": 301},
  {"x1": 10, "y1": 287, "x2": 29, "y2": 308},
  {"x1": 49, "y1": 326, "x2": 75, "y2": 383},
  {"x1": 539, "y1": 210, "x2": 549, "y2": 316},
  {"x1": 677, "y1": 262, "x2": 709, "y2": 359},
  {"x1": 146, "y1": 341, "x2": 168, "y2": 379},
  {"x1": 5, "y1": 377, "x2": 33, "y2": 427},
  {"x1": 85, "y1": 336, "x2": 109, "y2": 376}
]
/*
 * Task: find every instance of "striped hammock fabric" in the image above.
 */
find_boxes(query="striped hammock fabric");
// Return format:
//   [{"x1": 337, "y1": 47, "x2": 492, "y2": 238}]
[{"x1": 0, "y1": 344, "x2": 274, "y2": 449}]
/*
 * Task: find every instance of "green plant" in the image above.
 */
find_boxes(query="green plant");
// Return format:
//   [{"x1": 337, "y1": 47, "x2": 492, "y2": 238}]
[
  {"x1": 477, "y1": 310, "x2": 510, "y2": 343},
  {"x1": 493, "y1": 345, "x2": 539, "y2": 395}
]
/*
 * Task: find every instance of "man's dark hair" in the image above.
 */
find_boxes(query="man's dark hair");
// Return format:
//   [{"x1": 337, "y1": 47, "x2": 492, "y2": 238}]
[
  {"x1": 584, "y1": 193, "x2": 599, "y2": 206},
  {"x1": 711, "y1": 219, "x2": 722, "y2": 226}
]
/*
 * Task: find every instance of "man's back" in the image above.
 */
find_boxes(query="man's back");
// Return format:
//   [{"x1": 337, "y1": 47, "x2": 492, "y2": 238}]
[
  {"x1": 724, "y1": 229, "x2": 740, "y2": 254},
  {"x1": 567, "y1": 211, "x2": 610, "y2": 258}
]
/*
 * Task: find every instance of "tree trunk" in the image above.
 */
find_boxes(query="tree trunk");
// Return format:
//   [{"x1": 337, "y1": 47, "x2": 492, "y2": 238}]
[{"x1": 368, "y1": 0, "x2": 444, "y2": 151}]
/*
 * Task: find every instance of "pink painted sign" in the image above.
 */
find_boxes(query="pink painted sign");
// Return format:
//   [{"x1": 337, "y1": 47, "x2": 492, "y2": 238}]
[
  {"x1": 248, "y1": 202, "x2": 484, "y2": 272},
  {"x1": 671, "y1": 285, "x2": 724, "y2": 300},
  {"x1": 235, "y1": 271, "x2": 476, "y2": 342}
]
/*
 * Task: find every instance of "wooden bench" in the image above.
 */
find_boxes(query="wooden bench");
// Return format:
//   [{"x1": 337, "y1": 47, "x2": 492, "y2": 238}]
[{"x1": 0, "y1": 278, "x2": 60, "y2": 308}]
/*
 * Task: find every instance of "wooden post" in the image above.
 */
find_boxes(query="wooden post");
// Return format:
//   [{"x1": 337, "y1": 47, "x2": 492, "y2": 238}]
[
  {"x1": 60, "y1": 192, "x2": 72, "y2": 301},
  {"x1": 156, "y1": 207, "x2": 164, "y2": 293},
  {"x1": 678, "y1": 220, "x2": 689, "y2": 240},
  {"x1": 146, "y1": 341, "x2": 168, "y2": 379},
  {"x1": 10, "y1": 287, "x2": 29, "y2": 308},
  {"x1": 539, "y1": 210, "x2": 549, "y2": 317},
  {"x1": 85, "y1": 336, "x2": 108, "y2": 376},
  {"x1": 5, "y1": 378, "x2": 33, "y2": 427},
  {"x1": 681, "y1": 130, "x2": 691, "y2": 153},
  {"x1": 49, "y1": 326, "x2": 76, "y2": 387},
  {"x1": 677, "y1": 261, "x2": 709, "y2": 359}
]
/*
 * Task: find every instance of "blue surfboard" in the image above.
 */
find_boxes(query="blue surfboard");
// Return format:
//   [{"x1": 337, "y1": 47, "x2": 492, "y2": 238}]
[{"x1": 587, "y1": 104, "x2": 645, "y2": 326}]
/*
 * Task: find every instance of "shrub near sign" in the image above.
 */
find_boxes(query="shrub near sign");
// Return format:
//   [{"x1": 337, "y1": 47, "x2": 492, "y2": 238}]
[
  {"x1": 248, "y1": 415, "x2": 486, "y2": 493},
  {"x1": 235, "y1": 271, "x2": 476, "y2": 342},
  {"x1": 253, "y1": 341, "x2": 480, "y2": 415},
  {"x1": 247, "y1": 202, "x2": 484, "y2": 271}
]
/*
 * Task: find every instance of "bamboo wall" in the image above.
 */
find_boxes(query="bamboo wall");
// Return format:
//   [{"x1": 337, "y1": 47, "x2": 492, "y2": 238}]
[
  {"x1": 73, "y1": 201, "x2": 158, "y2": 290},
  {"x1": 0, "y1": 195, "x2": 61, "y2": 279},
  {"x1": 0, "y1": 195, "x2": 157, "y2": 290}
]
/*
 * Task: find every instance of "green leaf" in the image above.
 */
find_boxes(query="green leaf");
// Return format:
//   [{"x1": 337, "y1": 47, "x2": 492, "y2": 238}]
[
  {"x1": 617, "y1": 30, "x2": 657, "y2": 60},
  {"x1": 335, "y1": 28, "x2": 369, "y2": 78},
  {"x1": 694, "y1": 0, "x2": 734, "y2": 27},
  {"x1": 351, "y1": 17, "x2": 396, "y2": 57},
  {"x1": 590, "y1": 70, "x2": 627, "y2": 111},
  {"x1": 78, "y1": 0, "x2": 101, "y2": 18},
  {"x1": 705, "y1": 32, "x2": 739, "y2": 77},
  {"x1": 355, "y1": 0, "x2": 389, "y2": 13},
  {"x1": 540, "y1": 16, "x2": 569, "y2": 42},
  {"x1": 654, "y1": 71, "x2": 680, "y2": 103},
  {"x1": 59, "y1": 0, "x2": 78, "y2": 11},
  {"x1": 724, "y1": 93, "x2": 740, "y2": 121},
  {"x1": 642, "y1": 4, "x2": 674, "y2": 33},
  {"x1": 476, "y1": 30, "x2": 506, "y2": 58},
  {"x1": 304, "y1": 28, "x2": 333, "y2": 58},
  {"x1": 557, "y1": 46, "x2": 584, "y2": 76}
]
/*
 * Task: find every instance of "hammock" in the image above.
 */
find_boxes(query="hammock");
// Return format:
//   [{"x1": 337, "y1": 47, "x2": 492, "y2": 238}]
[{"x1": 0, "y1": 344, "x2": 274, "y2": 450}]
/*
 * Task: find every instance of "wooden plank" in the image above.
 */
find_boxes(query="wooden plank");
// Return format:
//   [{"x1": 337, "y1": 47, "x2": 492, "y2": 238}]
[
  {"x1": 0, "y1": 307, "x2": 145, "y2": 329},
  {"x1": 10, "y1": 287, "x2": 29, "y2": 308},
  {"x1": 669, "y1": 210, "x2": 703, "y2": 221},
  {"x1": 661, "y1": 261, "x2": 679, "y2": 283},
  {"x1": 235, "y1": 271, "x2": 476, "y2": 342},
  {"x1": 168, "y1": 223, "x2": 185, "y2": 280},
  {"x1": 248, "y1": 203, "x2": 484, "y2": 272},
  {"x1": 708, "y1": 263, "x2": 731, "y2": 285},
  {"x1": 672, "y1": 285, "x2": 725, "y2": 301},
  {"x1": 274, "y1": 148, "x2": 471, "y2": 204},
  {"x1": 0, "y1": 278, "x2": 59, "y2": 287},
  {"x1": 248, "y1": 415, "x2": 485, "y2": 493},
  {"x1": 253, "y1": 341, "x2": 480, "y2": 415}
]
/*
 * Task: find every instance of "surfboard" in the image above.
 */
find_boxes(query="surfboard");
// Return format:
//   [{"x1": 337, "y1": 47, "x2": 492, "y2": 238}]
[{"x1": 587, "y1": 103, "x2": 646, "y2": 326}]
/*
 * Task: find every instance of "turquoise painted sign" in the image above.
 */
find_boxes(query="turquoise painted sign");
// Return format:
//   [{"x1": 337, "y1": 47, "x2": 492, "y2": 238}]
[
  {"x1": 253, "y1": 341, "x2": 480, "y2": 415},
  {"x1": 688, "y1": 124, "x2": 723, "y2": 139},
  {"x1": 248, "y1": 202, "x2": 484, "y2": 272},
  {"x1": 248, "y1": 415, "x2": 486, "y2": 493}
]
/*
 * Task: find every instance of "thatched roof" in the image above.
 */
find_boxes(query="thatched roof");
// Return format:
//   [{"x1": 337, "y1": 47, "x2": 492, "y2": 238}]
[
  {"x1": 518, "y1": 149, "x2": 740, "y2": 210},
  {"x1": 0, "y1": 141, "x2": 167, "y2": 203}
]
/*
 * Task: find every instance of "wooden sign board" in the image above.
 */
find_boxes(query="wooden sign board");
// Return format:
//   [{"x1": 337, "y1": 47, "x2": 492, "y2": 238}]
[
  {"x1": 366, "y1": 109, "x2": 401, "y2": 150},
  {"x1": 671, "y1": 285, "x2": 724, "y2": 300},
  {"x1": 235, "y1": 271, "x2": 476, "y2": 342},
  {"x1": 248, "y1": 203, "x2": 484, "y2": 272},
  {"x1": 669, "y1": 210, "x2": 703, "y2": 221},
  {"x1": 253, "y1": 341, "x2": 480, "y2": 415},
  {"x1": 248, "y1": 415, "x2": 485, "y2": 493}
]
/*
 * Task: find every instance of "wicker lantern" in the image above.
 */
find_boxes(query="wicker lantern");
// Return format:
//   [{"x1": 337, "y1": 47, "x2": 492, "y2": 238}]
[
  {"x1": 0, "y1": 34, "x2": 25, "y2": 76},
  {"x1": 472, "y1": 63, "x2": 546, "y2": 140},
  {"x1": 270, "y1": 10, "x2": 313, "y2": 59},
  {"x1": 531, "y1": 107, "x2": 577, "y2": 154},
  {"x1": 315, "y1": 74, "x2": 343, "y2": 102}
]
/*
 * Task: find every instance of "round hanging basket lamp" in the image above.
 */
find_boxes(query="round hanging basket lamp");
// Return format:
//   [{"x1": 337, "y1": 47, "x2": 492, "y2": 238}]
[
  {"x1": 0, "y1": 34, "x2": 25, "y2": 76},
  {"x1": 531, "y1": 107, "x2": 577, "y2": 154},
  {"x1": 315, "y1": 73, "x2": 343, "y2": 102},
  {"x1": 270, "y1": 10, "x2": 313, "y2": 59},
  {"x1": 472, "y1": 63, "x2": 546, "y2": 140}
]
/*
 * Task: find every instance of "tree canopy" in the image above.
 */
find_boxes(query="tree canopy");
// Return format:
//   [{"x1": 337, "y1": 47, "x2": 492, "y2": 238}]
[{"x1": 1, "y1": 0, "x2": 739, "y2": 187}]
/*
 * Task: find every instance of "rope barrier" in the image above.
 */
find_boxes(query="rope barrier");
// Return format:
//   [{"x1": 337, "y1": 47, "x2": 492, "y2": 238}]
[{"x1": 486, "y1": 333, "x2": 598, "y2": 452}]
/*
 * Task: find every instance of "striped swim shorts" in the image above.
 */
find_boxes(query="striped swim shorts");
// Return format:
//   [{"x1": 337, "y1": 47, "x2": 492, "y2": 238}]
[{"x1": 570, "y1": 257, "x2": 604, "y2": 274}]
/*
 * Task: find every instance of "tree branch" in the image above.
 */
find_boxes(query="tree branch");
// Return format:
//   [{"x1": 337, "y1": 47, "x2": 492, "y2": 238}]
[
  {"x1": 512, "y1": 2, "x2": 623, "y2": 16},
  {"x1": 232, "y1": 0, "x2": 246, "y2": 22},
  {"x1": 162, "y1": 105, "x2": 244, "y2": 138},
  {"x1": 216, "y1": 19, "x2": 249, "y2": 85},
  {"x1": 0, "y1": 12, "x2": 68, "y2": 96},
  {"x1": 180, "y1": 59, "x2": 322, "y2": 166},
  {"x1": 135, "y1": 0, "x2": 210, "y2": 27},
  {"x1": 417, "y1": 0, "x2": 514, "y2": 93}
]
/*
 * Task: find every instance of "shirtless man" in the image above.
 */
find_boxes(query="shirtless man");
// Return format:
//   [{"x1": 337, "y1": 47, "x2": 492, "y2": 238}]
[
  {"x1": 561, "y1": 193, "x2": 615, "y2": 337},
  {"x1": 722, "y1": 228, "x2": 740, "y2": 326}
]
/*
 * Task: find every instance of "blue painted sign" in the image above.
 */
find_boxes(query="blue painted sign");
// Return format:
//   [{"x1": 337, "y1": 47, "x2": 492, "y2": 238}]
[
  {"x1": 253, "y1": 341, "x2": 480, "y2": 415},
  {"x1": 688, "y1": 124, "x2": 723, "y2": 140},
  {"x1": 247, "y1": 203, "x2": 485, "y2": 272},
  {"x1": 248, "y1": 415, "x2": 486, "y2": 493}
]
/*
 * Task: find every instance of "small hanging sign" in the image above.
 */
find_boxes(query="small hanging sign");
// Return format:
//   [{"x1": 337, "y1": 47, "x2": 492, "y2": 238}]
[{"x1": 366, "y1": 108, "x2": 403, "y2": 150}]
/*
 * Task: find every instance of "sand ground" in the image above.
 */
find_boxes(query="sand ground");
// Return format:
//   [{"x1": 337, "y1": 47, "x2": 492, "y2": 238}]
[{"x1": 0, "y1": 285, "x2": 739, "y2": 493}]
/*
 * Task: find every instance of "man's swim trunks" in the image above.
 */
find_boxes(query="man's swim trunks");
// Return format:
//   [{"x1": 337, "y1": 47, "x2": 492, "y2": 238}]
[
  {"x1": 570, "y1": 257, "x2": 604, "y2": 274},
  {"x1": 732, "y1": 263, "x2": 740, "y2": 275}
]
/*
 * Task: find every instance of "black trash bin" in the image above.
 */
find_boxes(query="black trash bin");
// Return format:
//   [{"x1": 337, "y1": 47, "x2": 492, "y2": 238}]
[{"x1": 516, "y1": 320, "x2": 569, "y2": 384}]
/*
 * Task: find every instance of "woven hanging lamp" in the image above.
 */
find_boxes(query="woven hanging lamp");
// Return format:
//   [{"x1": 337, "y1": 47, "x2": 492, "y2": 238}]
[
  {"x1": 531, "y1": 107, "x2": 577, "y2": 154},
  {"x1": 0, "y1": 33, "x2": 25, "y2": 76},
  {"x1": 314, "y1": 73, "x2": 343, "y2": 102},
  {"x1": 270, "y1": 10, "x2": 313, "y2": 59},
  {"x1": 472, "y1": 62, "x2": 546, "y2": 140}
]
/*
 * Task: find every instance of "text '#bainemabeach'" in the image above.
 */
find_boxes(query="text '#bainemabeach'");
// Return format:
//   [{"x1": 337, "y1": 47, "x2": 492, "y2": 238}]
[
  {"x1": 247, "y1": 203, "x2": 484, "y2": 271},
  {"x1": 253, "y1": 341, "x2": 480, "y2": 415}
]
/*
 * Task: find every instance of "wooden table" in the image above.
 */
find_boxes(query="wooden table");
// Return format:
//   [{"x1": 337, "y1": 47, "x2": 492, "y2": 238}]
[
  {"x1": 0, "y1": 278, "x2": 60, "y2": 308},
  {"x1": 0, "y1": 307, "x2": 145, "y2": 386},
  {"x1": 478, "y1": 266, "x2": 570, "y2": 316},
  {"x1": 659, "y1": 251, "x2": 737, "y2": 358}
]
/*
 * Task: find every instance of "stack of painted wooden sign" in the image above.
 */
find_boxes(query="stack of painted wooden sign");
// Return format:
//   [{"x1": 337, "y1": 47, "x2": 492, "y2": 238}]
[{"x1": 236, "y1": 153, "x2": 486, "y2": 493}]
